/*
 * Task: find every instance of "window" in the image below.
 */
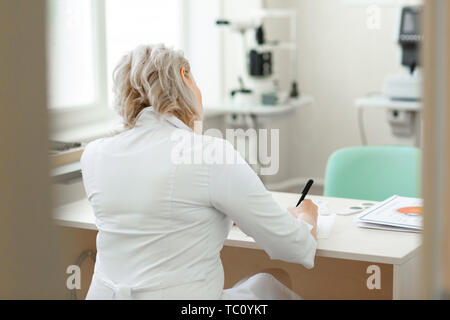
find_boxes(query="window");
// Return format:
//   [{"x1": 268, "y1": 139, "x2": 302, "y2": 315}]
[
  {"x1": 47, "y1": 0, "x2": 222, "y2": 138},
  {"x1": 105, "y1": 0, "x2": 183, "y2": 106},
  {"x1": 47, "y1": 0, "x2": 98, "y2": 109}
]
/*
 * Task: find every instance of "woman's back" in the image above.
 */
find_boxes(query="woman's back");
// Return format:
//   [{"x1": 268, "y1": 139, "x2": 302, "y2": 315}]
[{"x1": 82, "y1": 108, "x2": 232, "y2": 299}]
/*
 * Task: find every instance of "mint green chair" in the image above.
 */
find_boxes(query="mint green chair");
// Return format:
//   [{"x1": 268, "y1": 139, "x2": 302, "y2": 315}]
[{"x1": 324, "y1": 146, "x2": 421, "y2": 201}]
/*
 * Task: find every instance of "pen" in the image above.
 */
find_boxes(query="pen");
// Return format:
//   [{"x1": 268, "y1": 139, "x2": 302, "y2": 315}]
[{"x1": 296, "y1": 179, "x2": 314, "y2": 207}]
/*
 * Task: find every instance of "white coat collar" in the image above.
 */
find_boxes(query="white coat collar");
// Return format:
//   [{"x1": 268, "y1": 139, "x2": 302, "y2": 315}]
[{"x1": 134, "y1": 107, "x2": 192, "y2": 132}]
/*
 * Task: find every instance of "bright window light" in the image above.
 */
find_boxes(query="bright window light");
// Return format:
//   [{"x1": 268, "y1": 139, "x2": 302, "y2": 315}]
[
  {"x1": 105, "y1": 0, "x2": 182, "y2": 106},
  {"x1": 47, "y1": 0, "x2": 97, "y2": 109},
  {"x1": 47, "y1": 0, "x2": 221, "y2": 121}
]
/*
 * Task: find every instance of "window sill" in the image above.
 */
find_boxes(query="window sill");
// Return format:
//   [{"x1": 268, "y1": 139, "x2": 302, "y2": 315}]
[
  {"x1": 50, "y1": 114, "x2": 120, "y2": 143},
  {"x1": 50, "y1": 103, "x2": 259, "y2": 145}
]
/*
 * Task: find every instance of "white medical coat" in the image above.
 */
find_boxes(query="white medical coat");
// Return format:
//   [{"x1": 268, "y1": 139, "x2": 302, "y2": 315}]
[{"x1": 81, "y1": 107, "x2": 317, "y2": 300}]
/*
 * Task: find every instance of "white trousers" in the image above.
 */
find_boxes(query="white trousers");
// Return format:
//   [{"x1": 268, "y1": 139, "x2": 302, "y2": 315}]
[{"x1": 222, "y1": 273, "x2": 301, "y2": 300}]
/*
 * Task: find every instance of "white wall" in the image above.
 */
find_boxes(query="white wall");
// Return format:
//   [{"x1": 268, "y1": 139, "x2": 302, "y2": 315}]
[
  {"x1": 285, "y1": 0, "x2": 405, "y2": 180},
  {"x1": 219, "y1": 0, "x2": 410, "y2": 186}
]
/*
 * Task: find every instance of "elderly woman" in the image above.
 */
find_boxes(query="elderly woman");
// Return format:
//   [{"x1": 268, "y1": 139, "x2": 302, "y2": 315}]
[{"x1": 82, "y1": 44, "x2": 318, "y2": 300}]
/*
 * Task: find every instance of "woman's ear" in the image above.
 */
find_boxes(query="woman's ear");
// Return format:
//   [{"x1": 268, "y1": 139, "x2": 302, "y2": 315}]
[{"x1": 180, "y1": 67, "x2": 187, "y2": 83}]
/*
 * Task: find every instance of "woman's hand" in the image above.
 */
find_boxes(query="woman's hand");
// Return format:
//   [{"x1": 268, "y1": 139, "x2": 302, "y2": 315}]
[{"x1": 287, "y1": 199, "x2": 318, "y2": 240}]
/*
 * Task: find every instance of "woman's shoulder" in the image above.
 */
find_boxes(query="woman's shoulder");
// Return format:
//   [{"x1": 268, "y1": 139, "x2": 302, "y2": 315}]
[
  {"x1": 80, "y1": 138, "x2": 105, "y2": 164},
  {"x1": 81, "y1": 128, "x2": 129, "y2": 160}
]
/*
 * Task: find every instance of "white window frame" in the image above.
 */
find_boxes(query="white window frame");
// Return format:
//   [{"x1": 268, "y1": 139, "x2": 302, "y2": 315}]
[
  {"x1": 49, "y1": 0, "x2": 111, "y2": 138},
  {"x1": 49, "y1": 0, "x2": 224, "y2": 141}
]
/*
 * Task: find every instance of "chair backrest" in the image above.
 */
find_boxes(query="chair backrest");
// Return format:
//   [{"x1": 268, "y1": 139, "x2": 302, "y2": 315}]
[{"x1": 324, "y1": 146, "x2": 421, "y2": 201}]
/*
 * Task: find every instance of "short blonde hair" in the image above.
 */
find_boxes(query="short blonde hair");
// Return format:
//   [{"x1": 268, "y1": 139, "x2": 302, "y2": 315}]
[{"x1": 112, "y1": 44, "x2": 200, "y2": 129}]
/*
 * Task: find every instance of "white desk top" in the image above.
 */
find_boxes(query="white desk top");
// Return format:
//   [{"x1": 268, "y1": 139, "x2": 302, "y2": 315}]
[{"x1": 53, "y1": 192, "x2": 421, "y2": 265}]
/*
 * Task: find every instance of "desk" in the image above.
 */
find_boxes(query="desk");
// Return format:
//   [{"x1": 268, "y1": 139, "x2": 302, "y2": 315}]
[{"x1": 54, "y1": 192, "x2": 422, "y2": 300}]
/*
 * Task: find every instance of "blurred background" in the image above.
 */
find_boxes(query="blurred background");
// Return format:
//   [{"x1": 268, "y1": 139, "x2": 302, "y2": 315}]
[{"x1": 0, "y1": 0, "x2": 448, "y2": 299}]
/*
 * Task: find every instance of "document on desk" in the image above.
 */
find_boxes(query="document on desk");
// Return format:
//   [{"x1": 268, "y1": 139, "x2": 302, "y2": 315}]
[
  {"x1": 316, "y1": 214, "x2": 335, "y2": 239},
  {"x1": 357, "y1": 195, "x2": 423, "y2": 233},
  {"x1": 313, "y1": 199, "x2": 335, "y2": 239}
]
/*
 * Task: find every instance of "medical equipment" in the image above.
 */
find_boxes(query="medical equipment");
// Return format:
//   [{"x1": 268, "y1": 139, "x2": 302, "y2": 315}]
[
  {"x1": 382, "y1": 6, "x2": 423, "y2": 142},
  {"x1": 357, "y1": 6, "x2": 423, "y2": 146},
  {"x1": 382, "y1": 6, "x2": 423, "y2": 101},
  {"x1": 216, "y1": 9, "x2": 299, "y2": 107}
]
